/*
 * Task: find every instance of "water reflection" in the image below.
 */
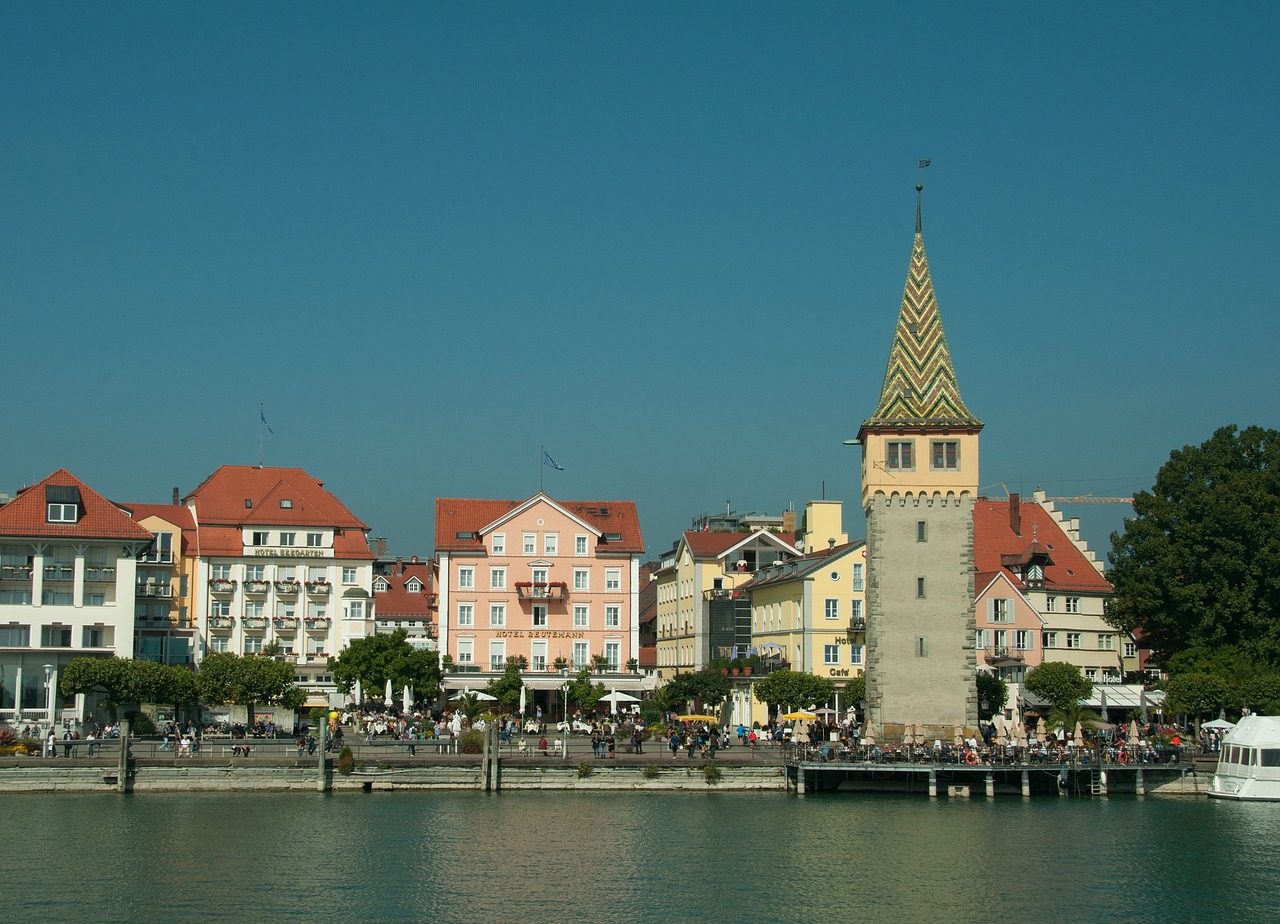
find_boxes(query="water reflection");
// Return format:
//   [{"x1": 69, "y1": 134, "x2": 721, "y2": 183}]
[{"x1": 4, "y1": 792, "x2": 1279, "y2": 922}]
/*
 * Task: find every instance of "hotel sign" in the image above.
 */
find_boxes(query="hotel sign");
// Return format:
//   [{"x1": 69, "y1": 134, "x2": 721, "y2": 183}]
[
  {"x1": 251, "y1": 548, "x2": 331, "y2": 558},
  {"x1": 493, "y1": 630, "x2": 585, "y2": 639}
]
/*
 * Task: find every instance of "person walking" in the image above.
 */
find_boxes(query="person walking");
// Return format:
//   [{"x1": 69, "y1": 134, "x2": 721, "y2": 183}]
[{"x1": 669, "y1": 731, "x2": 680, "y2": 759}]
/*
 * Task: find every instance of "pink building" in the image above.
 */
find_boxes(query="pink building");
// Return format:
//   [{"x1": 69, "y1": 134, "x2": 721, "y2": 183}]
[{"x1": 434, "y1": 493, "x2": 645, "y2": 710}]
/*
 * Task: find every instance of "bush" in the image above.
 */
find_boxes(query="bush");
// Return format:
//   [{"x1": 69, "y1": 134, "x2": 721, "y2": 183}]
[
  {"x1": 337, "y1": 745, "x2": 354, "y2": 773},
  {"x1": 641, "y1": 764, "x2": 659, "y2": 780},
  {"x1": 128, "y1": 711, "x2": 158, "y2": 736},
  {"x1": 577, "y1": 760, "x2": 594, "y2": 778},
  {"x1": 702, "y1": 763, "x2": 722, "y2": 785},
  {"x1": 458, "y1": 730, "x2": 484, "y2": 754}
]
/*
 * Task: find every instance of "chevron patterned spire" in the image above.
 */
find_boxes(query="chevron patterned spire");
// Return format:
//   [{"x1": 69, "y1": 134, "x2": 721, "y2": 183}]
[{"x1": 863, "y1": 187, "x2": 981, "y2": 430}]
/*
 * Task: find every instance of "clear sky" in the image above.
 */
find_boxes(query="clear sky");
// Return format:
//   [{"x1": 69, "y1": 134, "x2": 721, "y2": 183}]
[{"x1": 3, "y1": 4, "x2": 1277, "y2": 562}]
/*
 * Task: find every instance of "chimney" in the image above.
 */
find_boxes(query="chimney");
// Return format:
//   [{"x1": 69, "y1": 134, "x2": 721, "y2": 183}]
[
  {"x1": 172, "y1": 487, "x2": 180, "y2": 505},
  {"x1": 396, "y1": 556, "x2": 404, "y2": 574},
  {"x1": 1009, "y1": 493, "x2": 1021, "y2": 536},
  {"x1": 828, "y1": 538, "x2": 836, "y2": 549}
]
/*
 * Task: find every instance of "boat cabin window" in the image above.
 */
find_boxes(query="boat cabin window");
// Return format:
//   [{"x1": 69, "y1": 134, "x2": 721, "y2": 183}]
[{"x1": 1261, "y1": 749, "x2": 1280, "y2": 767}]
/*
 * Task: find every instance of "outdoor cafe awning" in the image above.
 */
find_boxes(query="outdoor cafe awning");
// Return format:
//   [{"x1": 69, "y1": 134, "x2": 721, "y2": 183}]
[{"x1": 1019, "y1": 683, "x2": 1163, "y2": 711}]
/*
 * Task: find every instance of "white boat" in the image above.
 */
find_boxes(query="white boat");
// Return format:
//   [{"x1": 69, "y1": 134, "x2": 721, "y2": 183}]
[{"x1": 1209, "y1": 715, "x2": 1280, "y2": 800}]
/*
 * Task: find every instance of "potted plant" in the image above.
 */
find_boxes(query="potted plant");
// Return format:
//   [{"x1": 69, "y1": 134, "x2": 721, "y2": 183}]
[
  {"x1": 553, "y1": 656, "x2": 568, "y2": 671},
  {"x1": 626, "y1": 657, "x2": 639, "y2": 674},
  {"x1": 744, "y1": 655, "x2": 758, "y2": 676},
  {"x1": 592, "y1": 653, "x2": 609, "y2": 673},
  {"x1": 730, "y1": 658, "x2": 742, "y2": 676},
  {"x1": 441, "y1": 654, "x2": 454, "y2": 672}
]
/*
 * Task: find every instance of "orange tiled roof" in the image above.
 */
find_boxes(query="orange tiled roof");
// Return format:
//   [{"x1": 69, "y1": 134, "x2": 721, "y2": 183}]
[
  {"x1": 373, "y1": 561, "x2": 437, "y2": 619},
  {"x1": 185, "y1": 465, "x2": 371, "y2": 559},
  {"x1": 0, "y1": 469, "x2": 154, "y2": 541},
  {"x1": 973, "y1": 498, "x2": 1111, "y2": 594},
  {"x1": 435, "y1": 494, "x2": 644, "y2": 553}
]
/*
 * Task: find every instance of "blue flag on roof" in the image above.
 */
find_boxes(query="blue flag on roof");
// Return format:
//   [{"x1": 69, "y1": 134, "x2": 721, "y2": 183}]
[
  {"x1": 542, "y1": 450, "x2": 563, "y2": 471},
  {"x1": 260, "y1": 407, "x2": 274, "y2": 434}
]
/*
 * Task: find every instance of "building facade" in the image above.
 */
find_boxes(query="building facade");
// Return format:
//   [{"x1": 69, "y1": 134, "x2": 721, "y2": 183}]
[
  {"x1": 371, "y1": 557, "x2": 439, "y2": 650},
  {"x1": 653, "y1": 527, "x2": 799, "y2": 681},
  {"x1": 127, "y1": 502, "x2": 198, "y2": 668},
  {"x1": 858, "y1": 187, "x2": 981, "y2": 736},
  {"x1": 184, "y1": 465, "x2": 375, "y2": 708},
  {"x1": 434, "y1": 493, "x2": 645, "y2": 708},
  {"x1": 0, "y1": 470, "x2": 154, "y2": 726}
]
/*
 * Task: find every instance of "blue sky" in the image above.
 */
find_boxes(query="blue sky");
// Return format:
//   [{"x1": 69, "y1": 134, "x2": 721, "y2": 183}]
[{"x1": 3, "y1": 4, "x2": 1277, "y2": 561}]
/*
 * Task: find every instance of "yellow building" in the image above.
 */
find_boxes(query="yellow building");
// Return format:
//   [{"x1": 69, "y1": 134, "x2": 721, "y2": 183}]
[
  {"x1": 653, "y1": 526, "x2": 800, "y2": 682},
  {"x1": 741, "y1": 501, "x2": 866, "y2": 719},
  {"x1": 125, "y1": 503, "x2": 199, "y2": 667}
]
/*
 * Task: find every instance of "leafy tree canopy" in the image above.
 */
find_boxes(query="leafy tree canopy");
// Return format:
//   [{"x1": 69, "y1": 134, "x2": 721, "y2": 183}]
[
  {"x1": 751, "y1": 669, "x2": 836, "y2": 711},
  {"x1": 60, "y1": 656, "x2": 146, "y2": 719},
  {"x1": 664, "y1": 668, "x2": 731, "y2": 711},
  {"x1": 1024, "y1": 661, "x2": 1092, "y2": 711},
  {"x1": 328, "y1": 629, "x2": 440, "y2": 702},
  {"x1": 566, "y1": 667, "x2": 605, "y2": 712},
  {"x1": 486, "y1": 659, "x2": 527, "y2": 712},
  {"x1": 1107, "y1": 425, "x2": 1280, "y2": 664},
  {"x1": 197, "y1": 652, "x2": 297, "y2": 711},
  {"x1": 976, "y1": 672, "x2": 1008, "y2": 719}
]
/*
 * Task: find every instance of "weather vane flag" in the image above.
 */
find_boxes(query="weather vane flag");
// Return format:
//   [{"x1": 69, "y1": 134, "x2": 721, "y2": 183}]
[
  {"x1": 259, "y1": 403, "x2": 274, "y2": 467},
  {"x1": 540, "y1": 445, "x2": 563, "y2": 492}
]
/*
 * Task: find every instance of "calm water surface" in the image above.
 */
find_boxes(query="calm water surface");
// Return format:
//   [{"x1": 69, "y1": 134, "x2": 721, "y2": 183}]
[{"x1": 3, "y1": 791, "x2": 1274, "y2": 923}]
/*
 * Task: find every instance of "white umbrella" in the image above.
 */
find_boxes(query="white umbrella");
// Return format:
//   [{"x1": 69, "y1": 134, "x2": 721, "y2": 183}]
[
  {"x1": 402, "y1": 684, "x2": 412, "y2": 712},
  {"x1": 384, "y1": 677, "x2": 393, "y2": 703},
  {"x1": 450, "y1": 688, "x2": 497, "y2": 702},
  {"x1": 601, "y1": 691, "x2": 640, "y2": 707},
  {"x1": 1202, "y1": 719, "x2": 1235, "y2": 730},
  {"x1": 519, "y1": 685, "x2": 527, "y2": 716}
]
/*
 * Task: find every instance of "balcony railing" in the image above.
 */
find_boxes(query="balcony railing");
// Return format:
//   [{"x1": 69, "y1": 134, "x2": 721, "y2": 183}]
[
  {"x1": 85, "y1": 567, "x2": 117, "y2": 583},
  {"x1": 848, "y1": 616, "x2": 866, "y2": 632},
  {"x1": 304, "y1": 651, "x2": 329, "y2": 662},
  {"x1": 274, "y1": 617, "x2": 301, "y2": 631},
  {"x1": 208, "y1": 616, "x2": 235, "y2": 630},
  {"x1": 43, "y1": 566, "x2": 75, "y2": 581},
  {"x1": 244, "y1": 580, "x2": 271, "y2": 595},
  {"x1": 274, "y1": 580, "x2": 301, "y2": 595},
  {"x1": 305, "y1": 581, "x2": 331, "y2": 596},
  {"x1": 136, "y1": 583, "x2": 173, "y2": 598},
  {"x1": 703, "y1": 588, "x2": 737, "y2": 601},
  {"x1": 983, "y1": 646, "x2": 1026, "y2": 664},
  {"x1": 0, "y1": 565, "x2": 33, "y2": 580},
  {"x1": 515, "y1": 582, "x2": 568, "y2": 600},
  {"x1": 242, "y1": 617, "x2": 269, "y2": 631},
  {"x1": 304, "y1": 617, "x2": 331, "y2": 630},
  {"x1": 209, "y1": 579, "x2": 237, "y2": 593}
]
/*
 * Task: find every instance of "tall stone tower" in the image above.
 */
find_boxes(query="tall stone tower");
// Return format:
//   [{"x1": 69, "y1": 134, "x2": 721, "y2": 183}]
[{"x1": 858, "y1": 186, "x2": 981, "y2": 737}]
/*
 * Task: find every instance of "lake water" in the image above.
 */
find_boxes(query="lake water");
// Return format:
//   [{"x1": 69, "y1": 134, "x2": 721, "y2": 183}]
[{"x1": 4, "y1": 791, "x2": 1276, "y2": 923}]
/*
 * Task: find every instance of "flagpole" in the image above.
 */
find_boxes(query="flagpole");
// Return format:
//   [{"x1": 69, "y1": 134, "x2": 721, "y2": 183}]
[
  {"x1": 259, "y1": 403, "x2": 265, "y2": 468},
  {"x1": 540, "y1": 444, "x2": 544, "y2": 494}
]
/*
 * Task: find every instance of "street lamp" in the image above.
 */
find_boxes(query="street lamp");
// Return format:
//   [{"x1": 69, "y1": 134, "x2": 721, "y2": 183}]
[
  {"x1": 560, "y1": 666, "x2": 570, "y2": 761},
  {"x1": 43, "y1": 663, "x2": 54, "y2": 727}
]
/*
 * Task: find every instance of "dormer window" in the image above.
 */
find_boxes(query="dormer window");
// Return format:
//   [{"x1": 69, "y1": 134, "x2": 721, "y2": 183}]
[
  {"x1": 407, "y1": 579, "x2": 423, "y2": 593},
  {"x1": 373, "y1": 578, "x2": 389, "y2": 593},
  {"x1": 47, "y1": 503, "x2": 78, "y2": 523},
  {"x1": 45, "y1": 485, "x2": 82, "y2": 523}
]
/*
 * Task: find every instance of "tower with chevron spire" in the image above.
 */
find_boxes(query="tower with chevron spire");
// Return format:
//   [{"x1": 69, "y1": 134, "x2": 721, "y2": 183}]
[{"x1": 858, "y1": 184, "x2": 981, "y2": 737}]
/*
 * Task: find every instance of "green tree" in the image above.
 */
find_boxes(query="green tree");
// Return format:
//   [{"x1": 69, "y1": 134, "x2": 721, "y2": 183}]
[
  {"x1": 751, "y1": 669, "x2": 836, "y2": 712},
  {"x1": 976, "y1": 672, "x2": 1008, "y2": 719},
  {"x1": 663, "y1": 668, "x2": 731, "y2": 712},
  {"x1": 845, "y1": 674, "x2": 866, "y2": 713},
  {"x1": 197, "y1": 652, "x2": 298, "y2": 723},
  {"x1": 1162, "y1": 672, "x2": 1230, "y2": 731},
  {"x1": 1024, "y1": 661, "x2": 1092, "y2": 711},
  {"x1": 328, "y1": 629, "x2": 440, "y2": 704},
  {"x1": 486, "y1": 658, "x2": 527, "y2": 712},
  {"x1": 136, "y1": 661, "x2": 202, "y2": 722},
  {"x1": 1107, "y1": 425, "x2": 1280, "y2": 663},
  {"x1": 60, "y1": 656, "x2": 146, "y2": 721},
  {"x1": 566, "y1": 667, "x2": 605, "y2": 712}
]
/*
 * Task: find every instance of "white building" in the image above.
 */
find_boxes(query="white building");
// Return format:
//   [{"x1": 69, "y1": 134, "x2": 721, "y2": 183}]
[
  {"x1": 0, "y1": 469, "x2": 154, "y2": 727},
  {"x1": 184, "y1": 465, "x2": 375, "y2": 709}
]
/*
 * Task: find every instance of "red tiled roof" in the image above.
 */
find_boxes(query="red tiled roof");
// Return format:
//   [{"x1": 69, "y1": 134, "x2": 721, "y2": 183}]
[
  {"x1": 124, "y1": 503, "x2": 196, "y2": 530},
  {"x1": 434, "y1": 494, "x2": 644, "y2": 553},
  {"x1": 185, "y1": 465, "x2": 371, "y2": 559},
  {"x1": 973, "y1": 498, "x2": 1112, "y2": 594},
  {"x1": 0, "y1": 469, "x2": 154, "y2": 541},
  {"x1": 373, "y1": 561, "x2": 437, "y2": 619},
  {"x1": 682, "y1": 531, "x2": 753, "y2": 557}
]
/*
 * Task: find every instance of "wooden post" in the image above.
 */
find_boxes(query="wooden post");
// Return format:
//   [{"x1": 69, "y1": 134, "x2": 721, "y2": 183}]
[
  {"x1": 316, "y1": 720, "x2": 328, "y2": 792},
  {"x1": 928, "y1": 768, "x2": 937, "y2": 799},
  {"x1": 117, "y1": 718, "x2": 130, "y2": 794},
  {"x1": 985, "y1": 772, "x2": 994, "y2": 798},
  {"x1": 1021, "y1": 769, "x2": 1030, "y2": 798}
]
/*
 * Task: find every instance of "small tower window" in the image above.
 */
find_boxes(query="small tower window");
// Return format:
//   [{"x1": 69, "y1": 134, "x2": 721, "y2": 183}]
[
  {"x1": 916, "y1": 521, "x2": 927, "y2": 543},
  {"x1": 931, "y1": 441, "x2": 959, "y2": 470},
  {"x1": 887, "y1": 441, "x2": 914, "y2": 470}
]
